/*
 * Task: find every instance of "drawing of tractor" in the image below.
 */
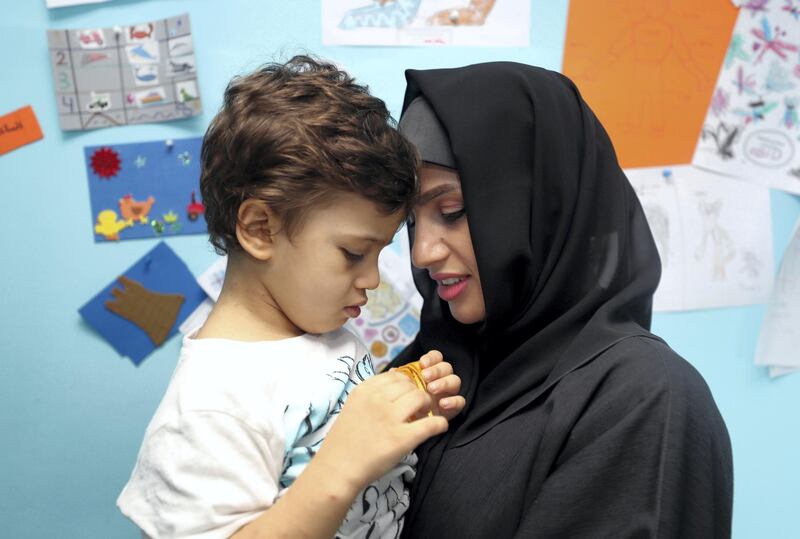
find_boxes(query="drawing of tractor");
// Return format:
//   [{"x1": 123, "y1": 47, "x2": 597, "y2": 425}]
[{"x1": 186, "y1": 191, "x2": 205, "y2": 221}]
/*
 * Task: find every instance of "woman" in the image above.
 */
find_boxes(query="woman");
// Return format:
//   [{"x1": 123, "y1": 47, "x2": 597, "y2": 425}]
[{"x1": 390, "y1": 62, "x2": 733, "y2": 538}]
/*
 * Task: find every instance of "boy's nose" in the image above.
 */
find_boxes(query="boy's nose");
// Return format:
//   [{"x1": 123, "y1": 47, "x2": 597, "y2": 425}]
[{"x1": 356, "y1": 262, "x2": 381, "y2": 290}]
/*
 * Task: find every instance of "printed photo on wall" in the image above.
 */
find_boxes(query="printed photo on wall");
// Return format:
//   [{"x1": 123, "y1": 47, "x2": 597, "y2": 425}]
[
  {"x1": 322, "y1": 0, "x2": 529, "y2": 47},
  {"x1": 693, "y1": 1, "x2": 800, "y2": 195},
  {"x1": 84, "y1": 136, "x2": 206, "y2": 242},
  {"x1": 46, "y1": 13, "x2": 201, "y2": 131}
]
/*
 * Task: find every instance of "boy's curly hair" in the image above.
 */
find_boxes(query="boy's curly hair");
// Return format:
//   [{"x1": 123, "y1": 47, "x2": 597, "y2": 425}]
[{"x1": 200, "y1": 55, "x2": 419, "y2": 254}]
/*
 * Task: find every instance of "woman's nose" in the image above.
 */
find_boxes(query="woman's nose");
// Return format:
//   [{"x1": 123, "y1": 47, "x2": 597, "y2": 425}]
[{"x1": 411, "y1": 221, "x2": 447, "y2": 269}]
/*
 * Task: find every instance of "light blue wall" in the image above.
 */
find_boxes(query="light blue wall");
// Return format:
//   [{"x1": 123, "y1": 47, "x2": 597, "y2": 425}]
[{"x1": 0, "y1": 1, "x2": 797, "y2": 537}]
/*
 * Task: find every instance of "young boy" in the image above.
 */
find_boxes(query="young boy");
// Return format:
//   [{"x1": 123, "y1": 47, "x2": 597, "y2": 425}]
[{"x1": 117, "y1": 56, "x2": 464, "y2": 539}]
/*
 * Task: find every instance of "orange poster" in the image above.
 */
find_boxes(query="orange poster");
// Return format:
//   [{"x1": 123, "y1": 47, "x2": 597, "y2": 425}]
[
  {"x1": 0, "y1": 106, "x2": 44, "y2": 156},
  {"x1": 562, "y1": 0, "x2": 738, "y2": 168}
]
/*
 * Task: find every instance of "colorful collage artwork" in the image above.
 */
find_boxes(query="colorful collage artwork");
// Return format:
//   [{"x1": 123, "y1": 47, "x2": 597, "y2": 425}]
[
  {"x1": 693, "y1": 1, "x2": 800, "y2": 195},
  {"x1": 79, "y1": 242, "x2": 208, "y2": 365},
  {"x1": 84, "y1": 136, "x2": 206, "y2": 242},
  {"x1": 322, "y1": 0, "x2": 530, "y2": 47},
  {"x1": 47, "y1": 13, "x2": 201, "y2": 131}
]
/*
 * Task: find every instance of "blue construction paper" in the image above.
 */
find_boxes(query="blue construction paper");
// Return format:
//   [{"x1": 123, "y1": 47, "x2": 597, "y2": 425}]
[
  {"x1": 84, "y1": 136, "x2": 206, "y2": 242},
  {"x1": 79, "y1": 241, "x2": 208, "y2": 365}
]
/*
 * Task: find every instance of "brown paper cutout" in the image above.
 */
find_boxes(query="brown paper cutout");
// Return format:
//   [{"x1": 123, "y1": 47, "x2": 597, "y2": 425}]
[{"x1": 105, "y1": 275, "x2": 185, "y2": 346}]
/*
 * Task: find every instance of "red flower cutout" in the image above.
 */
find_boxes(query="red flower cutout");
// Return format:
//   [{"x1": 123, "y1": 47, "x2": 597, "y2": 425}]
[{"x1": 91, "y1": 147, "x2": 122, "y2": 179}]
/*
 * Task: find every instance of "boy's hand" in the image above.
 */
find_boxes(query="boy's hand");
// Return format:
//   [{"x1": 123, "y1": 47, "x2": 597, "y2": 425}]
[
  {"x1": 418, "y1": 350, "x2": 465, "y2": 421},
  {"x1": 315, "y1": 371, "x2": 447, "y2": 493}
]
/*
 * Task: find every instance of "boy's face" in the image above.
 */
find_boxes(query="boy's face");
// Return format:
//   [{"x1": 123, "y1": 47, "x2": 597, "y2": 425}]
[{"x1": 263, "y1": 192, "x2": 403, "y2": 335}]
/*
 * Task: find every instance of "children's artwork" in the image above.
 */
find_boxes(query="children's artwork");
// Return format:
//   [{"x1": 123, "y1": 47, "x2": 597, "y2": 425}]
[
  {"x1": 755, "y1": 218, "x2": 800, "y2": 377},
  {"x1": 562, "y1": 0, "x2": 738, "y2": 168},
  {"x1": 46, "y1": 0, "x2": 110, "y2": 7},
  {"x1": 322, "y1": 0, "x2": 530, "y2": 47},
  {"x1": 84, "y1": 136, "x2": 206, "y2": 242},
  {"x1": 47, "y1": 13, "x2": 201, "y2": 131},
  {"x1": 346, "y1": 231, "x2": 422, "y2": 372},
  {"x1": 79, "y1": 242, "x2": 208, "y2": 365},
  {"x1": 626, "y1": 164, "x2": 773, "y2": 312},
  {"x1": 0, "y1": 106, "x2": 43, "y2": 156},
  {"x1": 693, "y1": 2, "x2": 800, "y2": 195}
]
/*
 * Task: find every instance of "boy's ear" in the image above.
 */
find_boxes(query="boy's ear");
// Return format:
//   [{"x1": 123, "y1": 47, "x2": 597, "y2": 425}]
[{"x1": 236, "y1": 198, "x2": 280, "y2": 261}]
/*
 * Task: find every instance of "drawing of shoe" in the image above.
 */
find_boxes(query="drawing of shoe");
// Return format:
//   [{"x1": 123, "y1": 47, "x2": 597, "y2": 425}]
[{"x1": 339, "y1": 0, "x2": 422, "y2": 29}]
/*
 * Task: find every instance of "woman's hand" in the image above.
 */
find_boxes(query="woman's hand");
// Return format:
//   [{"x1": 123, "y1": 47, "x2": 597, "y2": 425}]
[
  {"x1": 313, "y1": 371, "x2": 448, "y2": 493},
  {"x1": 418, "y1": 350, "x2": 466, "y2": 421}
]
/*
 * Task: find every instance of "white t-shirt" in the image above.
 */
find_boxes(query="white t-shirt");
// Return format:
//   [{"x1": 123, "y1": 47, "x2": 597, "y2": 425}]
[{"x1": 117, "y1": 328, "x2": 415, "y2": 539}]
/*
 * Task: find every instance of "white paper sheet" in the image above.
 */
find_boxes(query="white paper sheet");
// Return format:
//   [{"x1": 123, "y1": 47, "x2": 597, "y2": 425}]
[
  {"x1": 197, "y1": 256, "x2": 227, "y2": 302},
  {"x1": 693, "y1": 3, "x2": 800, "y2": 195},
  {"x1": 626, "y1": 165, "x2": 774, "y2": 311},
  {"x1": 46, "y1": 0, "x2": 109, "y2": 8},
  {"x1": 755, "y1": 218, "x2": 800, "y2": 373},
  {"x1": 322, "y1": 0, "x2": 530, "y2": 47}
]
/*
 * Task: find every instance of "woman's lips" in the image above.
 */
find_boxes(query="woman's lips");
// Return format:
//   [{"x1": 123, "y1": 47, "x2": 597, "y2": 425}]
[{"x1": 436, "y1": 276, "x2": 469, "y2": 302}]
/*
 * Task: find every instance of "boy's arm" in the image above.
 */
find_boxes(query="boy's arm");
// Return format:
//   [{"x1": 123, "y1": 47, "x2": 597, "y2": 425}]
[
  {"x1": 230, "y1": 455, "x2": 359, "y2": 539},
  {"x1": 232, "y1": 371, "x2": 448, "y2": 539}
]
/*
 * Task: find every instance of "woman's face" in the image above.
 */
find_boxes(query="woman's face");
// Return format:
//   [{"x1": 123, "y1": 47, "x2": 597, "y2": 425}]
[{"x1": 411, "y1": 163, "x2": 486, "y2": 325}]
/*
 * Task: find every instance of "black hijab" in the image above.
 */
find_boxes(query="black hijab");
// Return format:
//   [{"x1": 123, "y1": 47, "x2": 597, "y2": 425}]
[{"x1": 394, "y1": 61, "x2": 661, "y2": 446}]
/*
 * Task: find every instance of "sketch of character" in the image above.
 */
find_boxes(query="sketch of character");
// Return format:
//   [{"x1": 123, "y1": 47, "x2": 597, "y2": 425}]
[
  {"x1": 694, "y1": 198, "x2": 736, "y2": 281},
  {"x1": 738, "y1": 249, "x2": 762, "y2": 280},
  {"x1": 580, "y1": 0, "x2": 707, "y2": 136},
  {"x1": 643, "y1": 203, "x2": 670, "y2": 267}
]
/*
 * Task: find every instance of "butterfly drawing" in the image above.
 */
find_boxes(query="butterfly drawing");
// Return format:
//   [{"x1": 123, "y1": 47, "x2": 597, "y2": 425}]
[
  {"x1": 733, "y1": 98, "x2": 779, "y2": 123},
  {"x1": 711, "y1": 87, "x2": 730, "y2": 117},
  {"x1": 733, "y1": 65, "x2": 757, "y2": 95},
  {"x1": 765, "y1": 61, "x2": 795, "y2": 92},
  {"x1": 743, "y1": 0, "x2": 771, "y2": 17},
  {"x1": 782, "y1": 97, "x2": 798, "y2": 128},
  {"x1": 751, "y1": 17, "x2": 799, "y2": 64},
  {"x1": 783, "y1": 0, "x2": 800, "y2": 20},
  {"x1": 724, "y1": 34, "x2": 751, "y2": 68},
  {"x1": 701, "y1": 122, "x2": 740, "y2": 160}
]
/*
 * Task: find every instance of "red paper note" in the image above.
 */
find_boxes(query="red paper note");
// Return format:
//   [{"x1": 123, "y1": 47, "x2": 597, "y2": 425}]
[{"x1": 0, "y1": 106, "x2": 44, "y2": 156}]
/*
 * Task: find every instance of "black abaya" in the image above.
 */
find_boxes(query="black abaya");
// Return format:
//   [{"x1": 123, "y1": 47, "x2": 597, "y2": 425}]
[{"x1": 390, "y1": 62, "x2": 733, "y2": 538}]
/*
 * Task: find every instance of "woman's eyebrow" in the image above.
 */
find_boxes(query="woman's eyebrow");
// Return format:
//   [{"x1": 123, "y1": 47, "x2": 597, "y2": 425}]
[{"x1": 417, "y1": 184, "x2": 458, "y2": 205}]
